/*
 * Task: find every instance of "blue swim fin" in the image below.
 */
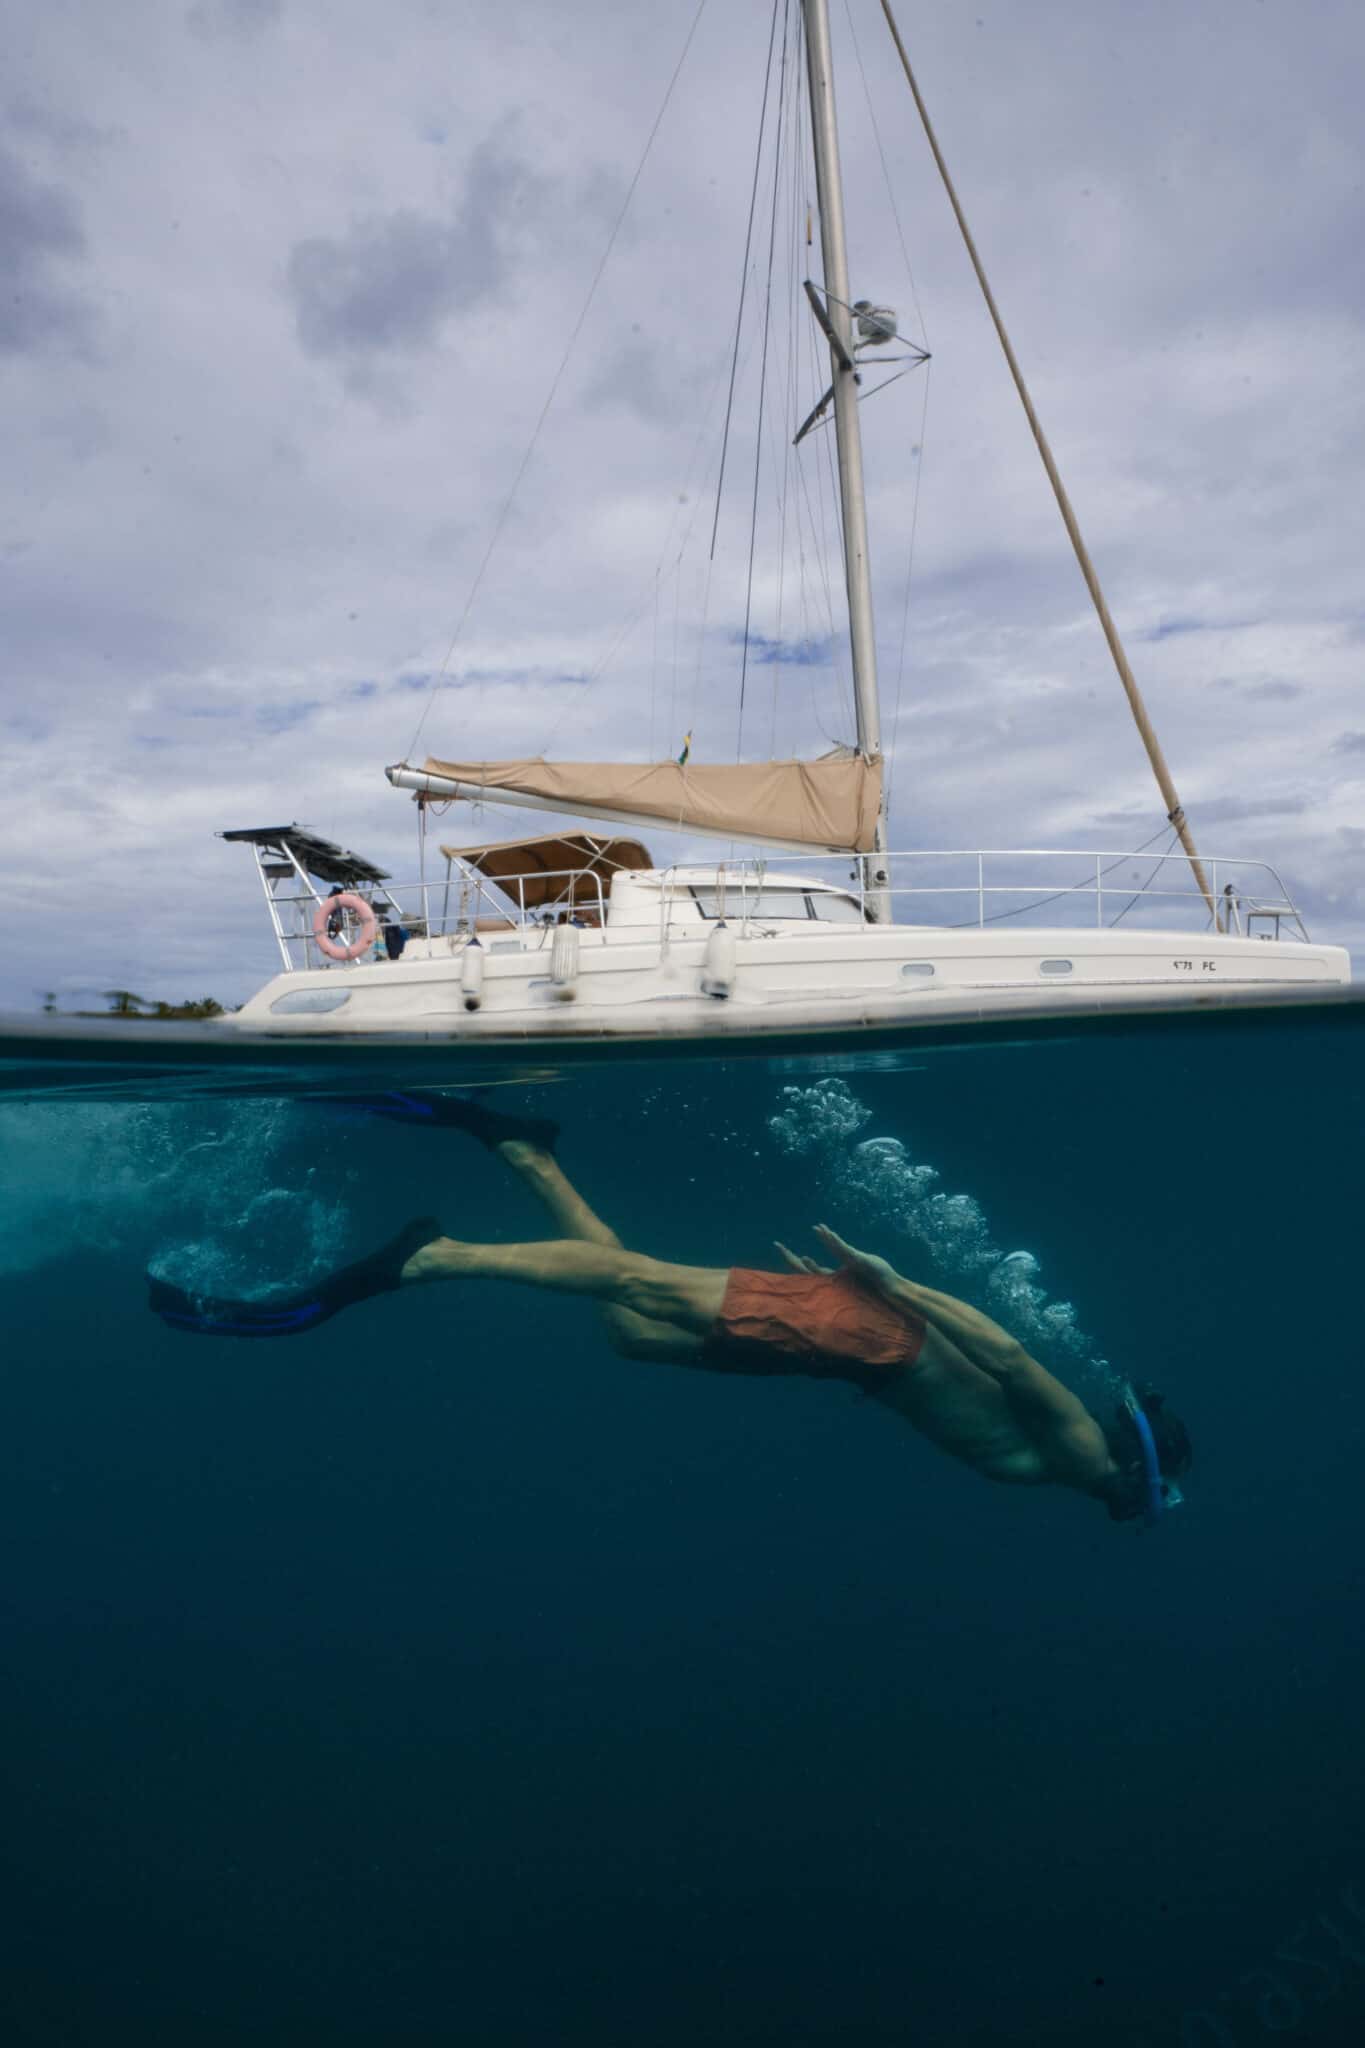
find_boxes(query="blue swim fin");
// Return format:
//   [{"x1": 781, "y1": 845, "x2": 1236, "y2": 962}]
[
  {"x1": 315, "y1": 1090, "x2": 558, "y2": 1152},
  {"x1": 149, "y1": 1215, "x2": 441, "y2": 1339}
]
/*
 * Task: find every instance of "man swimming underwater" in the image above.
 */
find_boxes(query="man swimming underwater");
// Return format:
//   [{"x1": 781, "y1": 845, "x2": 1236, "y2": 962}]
[{"x1": 149, "y1": 1094, "x2": 1191, "y2": 1525}]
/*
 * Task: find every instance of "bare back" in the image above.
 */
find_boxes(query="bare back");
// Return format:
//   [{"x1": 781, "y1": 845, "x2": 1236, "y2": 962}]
[
  {"x1": 867, "y1": 1321, "x2": 1050, "y2": 1482},
  {"x1": 804, "y1": 1229, "x2": 1115, "y2": 1495}
]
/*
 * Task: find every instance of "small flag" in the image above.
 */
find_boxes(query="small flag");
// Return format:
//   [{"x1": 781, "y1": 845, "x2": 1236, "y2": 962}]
[{"x1": 677, "y1": 732, "x2": 692, "y2": 767}]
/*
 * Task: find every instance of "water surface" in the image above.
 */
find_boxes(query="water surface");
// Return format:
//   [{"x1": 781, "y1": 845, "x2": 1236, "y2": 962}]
[{"x1": 2, "y1": 999, "x2": 1363, "y2": 2046}]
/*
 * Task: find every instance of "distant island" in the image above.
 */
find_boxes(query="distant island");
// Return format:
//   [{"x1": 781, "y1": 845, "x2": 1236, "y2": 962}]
[{"x1": 42, "y1": 990, "x2": 234, "y2": 1022}]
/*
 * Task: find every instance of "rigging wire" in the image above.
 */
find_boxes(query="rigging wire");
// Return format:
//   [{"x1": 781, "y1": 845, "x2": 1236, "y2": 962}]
[
  {"x1": 737, "y1": 0, "x2": 791, "y2": 757},
  {"x1": 886, "y1": 359, "x2": 931, "y2": 812},
  {"x1": 842, "y1": 0, "x2": 930, "y2": 353},
  {"x1": 709, "y1": 0, "x2": 784, "y2": 564},
  {"x1": 671, "y1": 548, "x2": 683, "y2": 749},
  {"x1": 947, "y1": 824, "x2": 1177, "y2": 928},
  {"x1": 789, "y1": 34, "x2": 843, "y2": 753},
  {"x1": 401, "y1": 0, "x2": 710, "y2": 765},
  {"x1": 789, "y1": 14, "x2": 848, "y2": 740},
  {"x1": 1106, "y1": 828, "x2": 1185, "y2": 927},
  {"x1": 794, "y1": 418, "x2": 843, "y2": 721},
  {"x1": 649, "y1": 562, "x2": 660, "y2": 760},
  {"x1": 769, "y1": 0, "x2": 803, "y2": 757},
  {"x1": 815, "y1": 362, "x2": 855, "y2": 744},
  {"x1": 791, "y1": 281, "x2": 851, "y2": 746},
  {"x1": 537, "y1": 325, "x2": 734, "y2": 764},
  {"x1": 877, "y1": 0, "x2": 1216, "y2": 921},
  {"x1": 841, "y1": 0, "x2": 933, "y2": 816}
]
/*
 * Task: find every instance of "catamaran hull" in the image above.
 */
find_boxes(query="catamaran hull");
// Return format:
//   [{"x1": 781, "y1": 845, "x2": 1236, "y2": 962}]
[{"x1": 227, "y1": 925, "x2": 1350, "y2": 1038}]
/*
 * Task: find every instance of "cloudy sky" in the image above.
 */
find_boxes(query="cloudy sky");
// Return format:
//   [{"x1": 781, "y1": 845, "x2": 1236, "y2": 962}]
[{"x1": 3, "y1": 0, "x2": 1362, "y2": 1012}]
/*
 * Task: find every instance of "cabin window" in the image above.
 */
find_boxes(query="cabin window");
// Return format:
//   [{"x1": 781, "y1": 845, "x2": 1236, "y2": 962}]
[
  {"x1": 809, "y1": 892, "x2": 865, "y2": 924},
  {"x1": 269, "y1": 988, "x2": 353, "y2": 1014},
  {"x1": 688, "y1": 886, "x2": 864, "y2": 923},
  {"x1": 690, "y1": 887, "x2": 813, "y2": 920},
  {"x1": 900, "y1": 961, "x2": 936, "y2": 979},
  {"x1": 1039, "y1": 959, "x2": 1074, "y2": 975}
]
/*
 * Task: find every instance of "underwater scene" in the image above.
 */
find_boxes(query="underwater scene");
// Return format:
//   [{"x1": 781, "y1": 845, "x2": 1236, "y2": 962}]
[{"x1": 2, "y1": 998, "x2": 1363, "y2": 2047}]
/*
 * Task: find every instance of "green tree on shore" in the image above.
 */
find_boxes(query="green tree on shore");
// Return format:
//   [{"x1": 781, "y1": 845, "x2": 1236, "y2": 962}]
[
  {"x1": 50, "y1": 991, "x2": 234, "y2": 1021},
  {"x1": 153, "y1": 997, "x2": 225, "y2": 1020}
]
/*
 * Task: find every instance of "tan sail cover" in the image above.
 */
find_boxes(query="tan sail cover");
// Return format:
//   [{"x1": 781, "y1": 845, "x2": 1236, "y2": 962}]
[
  {"x1": 438, "y1": 832, "x2": 653, "y2": 906},
  {"x1": 422, "y1": 751, "x2": 883, "y2": 853}
]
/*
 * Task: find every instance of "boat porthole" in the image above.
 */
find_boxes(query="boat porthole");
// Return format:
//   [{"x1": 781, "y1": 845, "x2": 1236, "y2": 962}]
[
  {"x1": 269, "y1": 988, "x2": 354, "y2": 1015},
  {"x1": 900, "y1": 962, "x2": 936, "y2": 979},
  {"x1": 1039, "y1": 959, "x2": 1074, "y2": 976}
]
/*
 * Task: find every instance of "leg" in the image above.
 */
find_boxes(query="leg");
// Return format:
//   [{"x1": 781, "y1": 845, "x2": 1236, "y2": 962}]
[
  {"x1": 494, "y1": 1138, "x2": 625, "y2": 1246},
  {"x1": 490, "y1": 1138, "x2": 691, "y2": 1360},
  {"x1": 328, "y1": 1099, "x2": 678, "y2": 1360},
  {"x1": 401, "y1": 1235, "x2": 725, "y2": 1357},
  {"x1": 149, "y1": 1221, "x2": 722, "y2": 1357}
]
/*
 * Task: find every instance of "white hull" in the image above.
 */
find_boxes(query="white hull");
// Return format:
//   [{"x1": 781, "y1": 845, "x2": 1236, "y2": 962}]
[{"x1": 228, "y1": 920, "x2": 1350, "y2": 1039}]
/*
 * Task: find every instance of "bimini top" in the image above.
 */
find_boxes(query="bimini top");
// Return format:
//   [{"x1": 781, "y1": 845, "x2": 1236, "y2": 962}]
[
  {"x1": 440, "y1": 831, "x2": 653, "y2": 914},
  {"x1": 219, "y1": 825, "x2": 390, "y2": 887}
]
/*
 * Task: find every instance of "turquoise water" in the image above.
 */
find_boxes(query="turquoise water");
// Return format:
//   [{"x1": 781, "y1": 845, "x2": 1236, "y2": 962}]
[{"x1": 3, "y1": 999, "x2": 1363, "y2": 2046}]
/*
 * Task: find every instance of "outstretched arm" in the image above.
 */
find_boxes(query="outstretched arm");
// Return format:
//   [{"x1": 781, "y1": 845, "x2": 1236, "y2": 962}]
[
  {"x1": 779, "y1": 1226, "x2": 1021, "y2": 1367},
  {"x1": 797, "y1": 1226, "x2": 1092, "y2": 1439}
]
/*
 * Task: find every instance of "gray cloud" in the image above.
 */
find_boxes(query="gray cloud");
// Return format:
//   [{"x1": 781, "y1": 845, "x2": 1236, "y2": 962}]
[
  {"x1": 1188, "y1": 794, "x2": 1309, "y2": 828},
  {"x1": 1331, "y1": 731, "x2": 1365, "y2": 756},
  {"x1": 186, "y1": 0, "x2": 283, "y2": 41},
  {"x1": 1243, "y1": 680, "x2": 1303, "y2": 702},
  {"x1": 0, "y1": 141, "x2": 94, "y2": 354},
  {"x1": 286, "y1": 142, "x2": 536, "y2": 366},
  {"x1": 7, "y1": 95, "x2": 119, "y2": 153},
  {"x1": 1141, "y1": 616, "x2": 1213, "y2": 643},
  {"x1": 39, "y1": 402, "x2": 112, "y2": 463},
  {"x1": 1209, "y1": 675, "x2": 1305, "y2": 701},
  {"x1": 583, "y1": 336, "x2": 713, "y2": 426},
  {"x1": 1093, "y1": 793, "x2": 1309, "y2": 831}
]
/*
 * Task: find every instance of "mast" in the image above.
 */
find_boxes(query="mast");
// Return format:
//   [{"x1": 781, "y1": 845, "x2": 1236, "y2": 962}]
[{"x1": 801, "y1": 0, "x2": 891, "y2": 918}]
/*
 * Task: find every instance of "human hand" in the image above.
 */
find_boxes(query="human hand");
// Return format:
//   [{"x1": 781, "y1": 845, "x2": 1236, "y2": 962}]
[
  {"x1": 811, "y1": 1224, "x2": 896, "y2": 1292},
  {"x1": 774, "y1": 1240, "x2": 832, "y2": 1275}
]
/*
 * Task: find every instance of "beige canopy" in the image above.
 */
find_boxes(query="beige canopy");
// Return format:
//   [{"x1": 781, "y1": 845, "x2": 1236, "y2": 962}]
[
  {"x1": 422, "y1": 750, "x2": 883, "y2": 854},
  {"x1": 439, "y1": 831, "x2": 653, "y2": 914}
]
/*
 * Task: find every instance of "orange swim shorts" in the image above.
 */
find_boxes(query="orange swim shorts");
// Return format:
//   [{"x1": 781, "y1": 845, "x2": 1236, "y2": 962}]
[{"x1": 702, "y1": 1266, "x2": 925, "y2": 1391}]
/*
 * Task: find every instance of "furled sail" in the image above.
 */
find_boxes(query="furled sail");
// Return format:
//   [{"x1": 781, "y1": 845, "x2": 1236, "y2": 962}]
[{"x1": 419, "y1": 749, "x2": 883, "y2": 853}]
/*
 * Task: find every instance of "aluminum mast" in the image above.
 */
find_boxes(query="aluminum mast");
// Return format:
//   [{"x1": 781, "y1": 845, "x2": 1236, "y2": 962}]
[{"x1": 802, "y1": 0, "x2": 890, "y2": 919}]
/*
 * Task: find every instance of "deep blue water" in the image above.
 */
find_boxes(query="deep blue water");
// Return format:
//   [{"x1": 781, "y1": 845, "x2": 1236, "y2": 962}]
[{"x1": 2, "y1": 1000, "x2": 1363, "y2": 2047}]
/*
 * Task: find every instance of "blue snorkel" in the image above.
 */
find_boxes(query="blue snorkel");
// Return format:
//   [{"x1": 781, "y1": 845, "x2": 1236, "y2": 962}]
[{"x1": 1124, "y1": 1388, "x2": 1182, "y2": 1528}]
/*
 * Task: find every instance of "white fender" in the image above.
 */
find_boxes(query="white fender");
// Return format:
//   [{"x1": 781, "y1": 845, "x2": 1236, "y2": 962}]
[
  {"x1": 460, "y1": 937, "x2": 485, "y2": 1011},
  {"x1": 550, "y1": 922, "x2": 580, "y2": 999},
  {"x1": 701, "y1": 921, "x2": 736, "y2": 999}
]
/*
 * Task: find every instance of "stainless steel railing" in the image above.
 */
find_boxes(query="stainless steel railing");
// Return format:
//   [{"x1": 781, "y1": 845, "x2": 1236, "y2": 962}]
[
  {"x1": 248, "y1": 845, "x2": 1308, "y2": 973},
  {"x1": 658, "y1": 849, "x2": 1309, "y2": 941},
  {"x1": 253, "y1": 863, "x2": 611, "y2": 972}
]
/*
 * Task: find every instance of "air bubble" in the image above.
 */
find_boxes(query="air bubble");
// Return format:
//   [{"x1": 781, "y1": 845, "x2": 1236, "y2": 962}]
[{"x1": 766, "y1": 1079, "x2": 1102, "y2": 1370}]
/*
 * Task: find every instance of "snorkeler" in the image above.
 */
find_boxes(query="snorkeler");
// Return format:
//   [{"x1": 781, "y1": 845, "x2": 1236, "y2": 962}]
[{"x1": 148, "y1": 1093, "x2": 1191, "y2": 1525}]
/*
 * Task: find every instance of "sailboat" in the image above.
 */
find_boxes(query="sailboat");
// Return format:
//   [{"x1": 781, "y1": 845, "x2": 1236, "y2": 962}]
[{"x1": 222, "y1": 0, "x2": 1349, "y2": 1040}]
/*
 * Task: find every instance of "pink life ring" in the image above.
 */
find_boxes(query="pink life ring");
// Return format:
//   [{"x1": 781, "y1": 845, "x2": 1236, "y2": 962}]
[{"x1": 313, "y1": 891, "x2": 377, "y2": 961}]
